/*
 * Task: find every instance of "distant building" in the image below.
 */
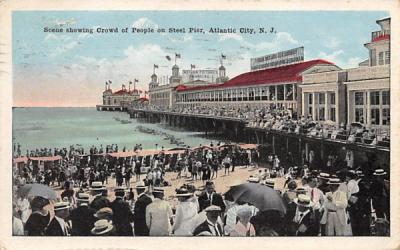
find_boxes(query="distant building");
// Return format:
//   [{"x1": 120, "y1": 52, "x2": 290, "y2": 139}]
[
  {"x1": 175, "y1": 59, "x2": 338, "y2": 118},
  {"x1": 301, "y1": 17, "x2": 390, "y2": 130},
  {"x1": 148, "y1": 63, "x2": 229, "y2": 109},
  {"x1": 103, "y1": 85, "x2": 140, "y2": 107}
]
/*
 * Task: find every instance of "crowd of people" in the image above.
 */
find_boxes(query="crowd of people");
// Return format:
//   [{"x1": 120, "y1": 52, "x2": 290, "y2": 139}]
[
  {"x1": 12, "y1": 141, "x2": 390, "y2": 237},
  {"x1": 137, "y1": 105, "x2": 390, "y2": 146}
]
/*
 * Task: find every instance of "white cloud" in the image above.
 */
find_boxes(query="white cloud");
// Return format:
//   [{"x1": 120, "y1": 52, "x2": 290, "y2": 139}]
[{"x1": 318, "y1": 50, "x2": 361, "y2": 69}]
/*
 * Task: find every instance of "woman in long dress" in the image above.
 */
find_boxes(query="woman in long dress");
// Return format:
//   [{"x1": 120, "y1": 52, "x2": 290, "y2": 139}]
[{"x1": 172, "y1": 189, "x2": 199, "y2": 236}]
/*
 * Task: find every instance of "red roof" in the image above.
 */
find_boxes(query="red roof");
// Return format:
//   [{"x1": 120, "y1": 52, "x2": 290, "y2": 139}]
[
  {"x1": 177, "y1": 59, "x2": 334, "y2": 92},
  {"x1": 372, "y1": 34, "x2": 390, "y2": 42},
  {"x1": 138, "y1": 97, "x2": 149, "y2": 102},
  {"x1": 175, "y1": 85, "x2": 187, "y2": 91},
  {"x1": 113, "y1": 89, "x2": 128, "y2": 95}
]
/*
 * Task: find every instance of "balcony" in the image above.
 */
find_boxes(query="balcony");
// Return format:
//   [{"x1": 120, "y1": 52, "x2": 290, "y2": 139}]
[{"x1": 371, "y1": 30, "x2": 390, "y2": 42}]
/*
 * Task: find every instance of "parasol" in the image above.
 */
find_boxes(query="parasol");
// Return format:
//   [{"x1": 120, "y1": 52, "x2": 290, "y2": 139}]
[
  {"x1": 18, "y1": 183, "x2": 57, "y2": 200},
  {"x1": 224, "y1": 182, "x2": 286, "y2": 214}
]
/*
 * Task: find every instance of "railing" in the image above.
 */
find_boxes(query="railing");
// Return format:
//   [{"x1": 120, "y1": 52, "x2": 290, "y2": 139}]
[{"x1": 372, "y1": 30, "x2": 390, "y2": 41}]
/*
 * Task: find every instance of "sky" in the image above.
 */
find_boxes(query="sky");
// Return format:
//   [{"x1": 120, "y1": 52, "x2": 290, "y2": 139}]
[{"x1": 12, "y1": 11, "x2": 388, "y2": 107}]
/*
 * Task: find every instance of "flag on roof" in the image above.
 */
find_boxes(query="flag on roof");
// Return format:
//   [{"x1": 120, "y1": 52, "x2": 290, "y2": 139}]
[
  {"x1": 154, "y1": 64, "x2": 159, "y2": 68},
  {"x1": 175, "y1": 53, "x2": 181, "y2": 58},
  {"x1": 166, "y1": 55, "x2": 171, "y2": 61},
  {"x1": 221, "y1": 54, "x2": 226, "y2": 59}
]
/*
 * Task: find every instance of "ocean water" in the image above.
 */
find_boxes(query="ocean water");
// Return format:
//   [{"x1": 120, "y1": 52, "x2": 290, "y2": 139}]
[{"x1": 12, "y1": 107, "x2": 213, "y2": 153}]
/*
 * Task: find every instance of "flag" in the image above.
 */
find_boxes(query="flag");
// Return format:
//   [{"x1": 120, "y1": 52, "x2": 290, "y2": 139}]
[
  {"x1": 221, "y1": 54, "x2": 226, "y2": 59},
  {"x1": 154, "y1": 64, "x2": 159, "y2": 69},
  {"x1": 134, "y1": 79, "x2": 139, "y2": 83},
  {"x1": 108, "y1": 80, "x2": 112, "y2": 83},
  {"x1": 166, "y1": 55, "x2": 171, "y2": 61},
  {"x1": 122, "y1": 84, "x2": 126, "y2": 89},
  {"x1": 190, "y1": 64, "x2": 195, "y2": 69},
  {"x1": 175, "y1": 53, "x2": 181, "y2": 58}
]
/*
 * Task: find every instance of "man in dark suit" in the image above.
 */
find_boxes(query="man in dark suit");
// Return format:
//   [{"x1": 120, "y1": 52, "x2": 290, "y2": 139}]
[
  {"x1": 70, "y1": 193, "x2": 96, "y2": 236},
  {"x1": 370, "y1": 169, "x2": 389, "y2": 220},
  {"x1": 45, "y1": 202, "x2": 70, "y2": 236},
  {"x1": 110, "y1": 187, "x2": 134, "y2": 236},
  {"x1": 133, "y1": 182, "x2": 153, "y2": 236},
  {"x1": 193, "y1": 205, "x2": 223, "y2": 236},
  {"x1": 284, "y1": 194, "x2": 319, "y2": 236},
  {"x1": 198, "y1": 181, "x2": 226, "y2": 212}
]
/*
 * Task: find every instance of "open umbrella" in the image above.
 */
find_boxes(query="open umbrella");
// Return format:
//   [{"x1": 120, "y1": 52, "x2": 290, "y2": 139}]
[
  {"x1": 18, "y1": 183, "x2": 57, "y2": 200},
  {"x1": 224, "y1": 183, "x2": 286, "y2": 214}
]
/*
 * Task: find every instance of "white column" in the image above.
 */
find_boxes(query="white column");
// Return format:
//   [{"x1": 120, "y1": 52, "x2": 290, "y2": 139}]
[
  {"x1": 274, "y1": 86, "x2": 278, "y2": 104},
  {"x1": 266, "y1": 87, "x2": 270, "y2": 101},
  {"x1": 336, "y1": 89, "x2": 340, "y2": 125},
  {"x1": 325, "y1": 92, "x2": 329, "y2": 121},
  {"x1": 284, "y1": 84, "x2": 287, "y2": 101},
  {"x1": 312, "y1": 92, "x2": 316, "y2": 120},
  {"x1": 366, "y1": 90, "x2": 371, "y2": 128},
  {"x1": 293, "y1": 84, "x2": 296, "y2": 101},
  {"x1": 302, "y1": 92, "x2": 307, "y2": 117}
]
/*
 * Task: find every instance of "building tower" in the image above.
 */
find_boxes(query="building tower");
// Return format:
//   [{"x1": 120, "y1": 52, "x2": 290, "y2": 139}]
[
  {"x1": 363, "y1": 17, "x2": 390, "y2": 67},
  {"x1": 216, "y1": 65, "x2": 229, "y2": 83},
  {"x1": 169, "y1": 64, "x2": 182, "y2": 86}
]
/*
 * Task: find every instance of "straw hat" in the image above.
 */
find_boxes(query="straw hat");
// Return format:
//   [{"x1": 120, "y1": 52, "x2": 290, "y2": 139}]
[
  {"x1": 153, "y1": 187, "x2": 165, "y2": 194},
  {"x1": 294, "y1": 194, "x2": 314, "y2": 208},
  {"x1": 318, "y1": 172, "x2": 330, "y2": 180},
  {"x1": 263, "y1": 179, "x2": 275, "y2": 188},
  {"x1": 90, "y1": 181, "x2": 106, "y2": 191},
  {"x1": 204, "y1": 205, "x2": 221, "y2": 212},
  {"x1": 373, "y1": 169, "x2": 387, "y2": 176},
  {"x1": 94, "y1": 207, "x2": 113, "y2": 219},
  {"x1": 247, "y1": 177, "x2": 260, "y2": 183},
  {"x1": 327, "y1": 178, "x2": 341, "y2": 185},
  {"x1": 91, "y1": 219, "x2": 114, "y2": 235},
  {"x1": 54, "y1": 201, "x2": 70, "y2": 211},
  {"x1": 175, "y1": 188, "x2": 193, "y2": 197},
  {"x1": 76, "y1": 193, "x2": 90, "y2": 202}
]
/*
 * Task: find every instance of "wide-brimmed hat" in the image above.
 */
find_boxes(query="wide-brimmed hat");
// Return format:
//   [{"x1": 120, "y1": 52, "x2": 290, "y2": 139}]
[
  {"x1": 91, "y1": 219, "x2": 114, "y2": 235},
  {"x1": 236, "y1": 205, "x2": 253, "y2": 219},
  {"x1": 204, "y1": 205, "x2": 221, "y2": 212},
  {"x1": 90, "y1": 181, "x2": 106, "y2": 191},
  {"x1": 263, "y1": 179, "x2": 275, "y2": 188},
  {"x1": 373, "y1": 169, "x2": 387, "y2": 176},
  {"x1": 175, "y1": 188, "x2": 193, "y2": 197},
  {"x1": 153, "y1": 187, "x2": 165, "y2": 194},
  {"x1": 94, "y1": 207, "x2": 113, "y2": 219},
  {"x1": 77, "y1": 193, "x2": 90, "y2": 202},
  {"x1": 327, "y1": 178, "x2": 341, "y2": 185},
  {"x1": 318, "y1": 172, "x2": 330, "y2": 180},
  {"x1": 294, "y1": 194, "x2": 314, "y2": 207},
  {"x1": 247, "y1": 177, "x2": 260, "y2": 183},
  {"x1": 54, "y1": 201, "x2": 70, "y2": 211}
]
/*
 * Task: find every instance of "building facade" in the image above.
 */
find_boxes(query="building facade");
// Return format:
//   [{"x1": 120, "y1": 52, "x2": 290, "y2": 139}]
[
  {"x1": 175, "y1": 60, "x2": 339, "y2": 118},
  {"x1": 300, "y1": 17, "x2": 390, "y2": 130},
  {"x1": 102, "y1": 85, "x2": 140, "y2": 107}
]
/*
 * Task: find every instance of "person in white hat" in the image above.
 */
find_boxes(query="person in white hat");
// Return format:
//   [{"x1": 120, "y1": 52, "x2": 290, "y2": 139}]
[
  {"x1": 370, "y1": 169, "x2": 389, "y2": 220},
  {"x1": 229, "y1": 205, "x2": 256, "y2": 237},
  {"x1": 133, "y1": 181, "x2": 153, "y2": 236},
  {"x1": 320, "y1": 178, "x2": 348, "y2": 236},
  {"x1": 45, "y1": 201, "x2": 71, "y2": 236},
  {"x1": 70, "y1": 193, "x2": 96, "y2": 236},
  {"x1": 285, "y1": 194, "x2": 319, "y2": 236},
  {"x1": 193, "y1": 205, "x2": 223, "y2": 236},
  {"x1": 145, "y1": 187, "x2": 173, "y2": 236},
  {"x1": 172, "y1": 188, "x2": 198, "y2": 236}
]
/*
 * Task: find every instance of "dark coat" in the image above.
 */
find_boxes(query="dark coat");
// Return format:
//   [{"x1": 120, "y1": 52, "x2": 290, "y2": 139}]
[
  {"x1": 25, "y1": 212, "x2": 50, "y2": 236},
  {"x1": 284, "y1": 208, "x2": 319, "y2": 236},
  {"x1": 198, "y1": 192, "x2": 226, "y2": 212},
  {"x1": 70, "y1": 205, "x2": 96, "y2": 236},
  {"x1": 193, "y1": 220, "x2": 223, "y2": 236},
  {"x1": 90, "y1": 196, "x2": 111, "y2": 211},
  {"x1": 110, "y1": 197, "x2": 134, "y2": 236},
  {"x1": 45, "y1": 217, "x2": 67, "y2": 236},
  {"x1": 133, "y1": 193, "x2": 152, "y2": 236}
]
